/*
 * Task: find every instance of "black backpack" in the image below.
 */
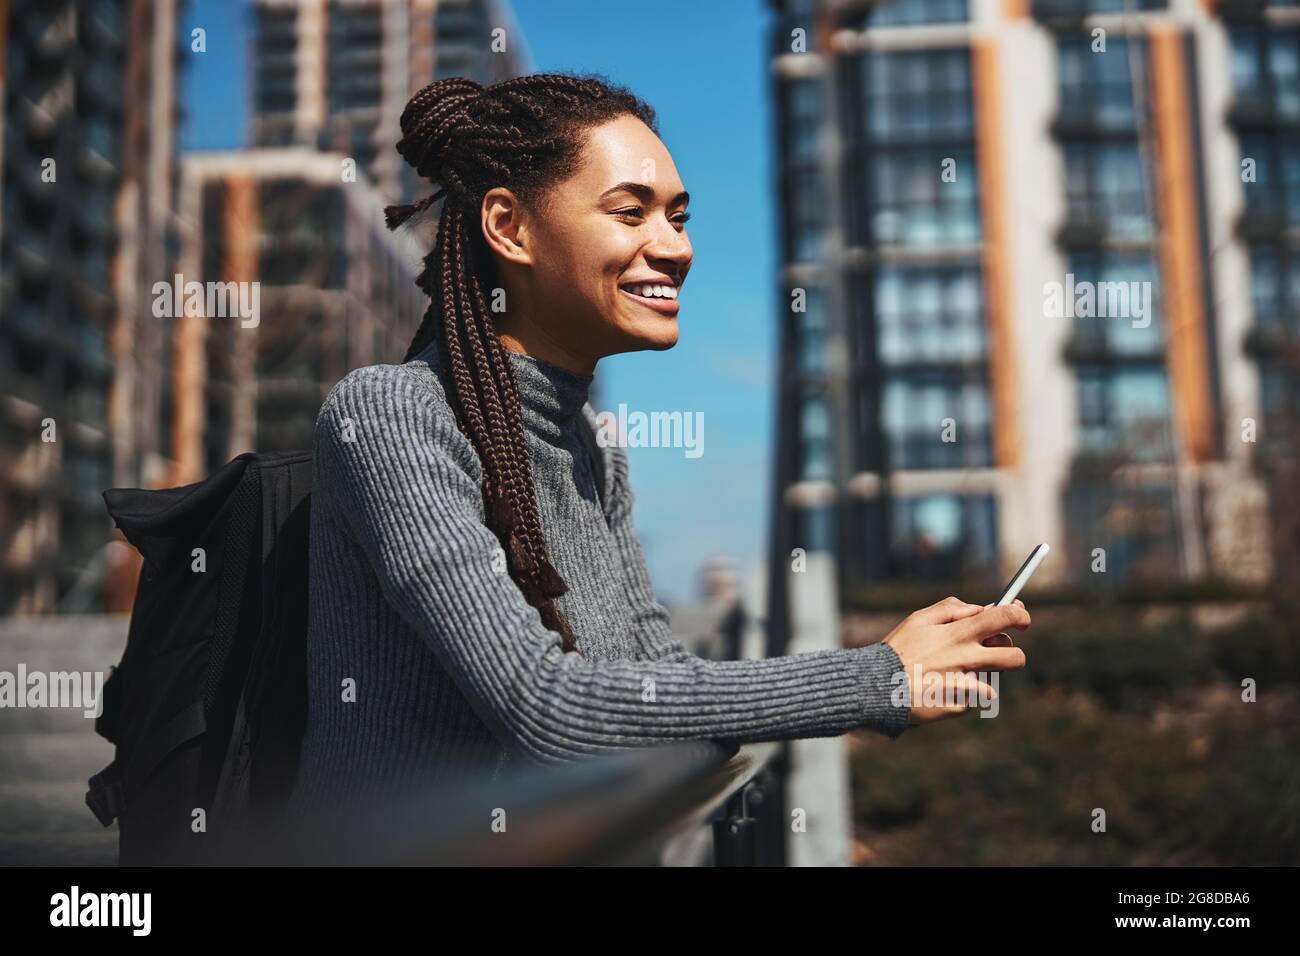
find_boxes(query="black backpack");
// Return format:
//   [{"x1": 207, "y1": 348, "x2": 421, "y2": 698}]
[
  {"x1": 86, "y1": 451, "x2": 313, "y2": 865},
  {"x1": 86, "y1": 415, "x2": 609, "y2": 864}
]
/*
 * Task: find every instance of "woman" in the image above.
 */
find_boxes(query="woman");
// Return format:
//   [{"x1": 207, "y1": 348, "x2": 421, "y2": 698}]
[{"x1": 287, "y1": 73, "x2": 1029, "y2": 813}]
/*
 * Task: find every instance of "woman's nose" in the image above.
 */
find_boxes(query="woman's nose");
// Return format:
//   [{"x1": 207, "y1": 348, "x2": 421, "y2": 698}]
[{"x1": 647, "y1": 220, "x2": 691, "y2": 266}]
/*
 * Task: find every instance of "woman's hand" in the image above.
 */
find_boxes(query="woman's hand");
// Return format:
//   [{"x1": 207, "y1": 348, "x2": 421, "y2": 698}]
[{"x1": 882, "y1": 596, "x2": 1030, "y2": 726}]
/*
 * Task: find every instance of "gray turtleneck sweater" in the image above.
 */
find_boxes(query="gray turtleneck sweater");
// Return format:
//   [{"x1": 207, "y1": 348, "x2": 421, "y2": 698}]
[{"x1": 287, "y1": 338, "x2": 910, "y2": 813}]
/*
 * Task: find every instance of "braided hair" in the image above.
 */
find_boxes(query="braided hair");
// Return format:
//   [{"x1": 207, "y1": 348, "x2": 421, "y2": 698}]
[{"x1": 384, "y1": 73, "x2": 658, "y2": 654}]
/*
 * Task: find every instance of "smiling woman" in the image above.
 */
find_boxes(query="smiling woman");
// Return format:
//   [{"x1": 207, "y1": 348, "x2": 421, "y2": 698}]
[{"x1": 286, "y1": 73, "x2": 1031, "y2": 816}]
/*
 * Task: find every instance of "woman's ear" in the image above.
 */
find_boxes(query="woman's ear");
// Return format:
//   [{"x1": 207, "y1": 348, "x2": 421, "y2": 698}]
[{"x1": 481, "y1": 187, "x2": 532, "y2": 267}]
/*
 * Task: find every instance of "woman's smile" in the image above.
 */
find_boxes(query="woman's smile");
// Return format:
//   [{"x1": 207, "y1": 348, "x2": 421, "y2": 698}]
[{"x1": 618, "y1": 277, "x2": 680, "y2": 317}]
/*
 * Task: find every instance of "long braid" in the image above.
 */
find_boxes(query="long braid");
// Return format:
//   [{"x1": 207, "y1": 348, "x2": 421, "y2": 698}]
[{"x1": 384, "y1": 73, "x2": 659, "y2": 654}]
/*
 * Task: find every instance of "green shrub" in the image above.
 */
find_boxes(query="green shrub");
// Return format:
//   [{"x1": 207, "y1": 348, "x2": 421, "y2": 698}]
[{"x1": 852, "y1": 688, "x2": 1300, "y2": 866}]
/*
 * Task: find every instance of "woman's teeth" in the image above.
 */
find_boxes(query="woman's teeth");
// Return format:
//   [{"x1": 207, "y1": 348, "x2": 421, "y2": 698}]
[{"x1": 623, "y1": 283, "x2": 678, "y2": 300}]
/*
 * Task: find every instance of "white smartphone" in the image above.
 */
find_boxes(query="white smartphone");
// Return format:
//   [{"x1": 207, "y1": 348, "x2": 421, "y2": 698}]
[{"x1": 995, "y1": 543, "x2": 1050, "y2": 606}]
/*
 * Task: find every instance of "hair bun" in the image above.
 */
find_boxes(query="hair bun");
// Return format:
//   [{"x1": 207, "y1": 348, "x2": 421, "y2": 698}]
[{"x1": 395, "y1": 77, "x2": 485, "y2": 175}]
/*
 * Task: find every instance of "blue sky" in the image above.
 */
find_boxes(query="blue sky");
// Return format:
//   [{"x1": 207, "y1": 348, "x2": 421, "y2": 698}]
[{"x1": 180, "y1": 0, "x2": 779, "y2": 604}]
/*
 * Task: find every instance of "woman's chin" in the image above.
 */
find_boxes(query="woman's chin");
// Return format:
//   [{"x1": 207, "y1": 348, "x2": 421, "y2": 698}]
[{"x1": 627, "y1": 318, "x2": 678, "y2": 351}]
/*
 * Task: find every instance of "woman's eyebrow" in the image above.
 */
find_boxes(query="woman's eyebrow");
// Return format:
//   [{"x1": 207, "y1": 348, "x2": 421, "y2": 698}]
[{"x1": 599, "y1": 181, "x2": 690, "y2": 207}]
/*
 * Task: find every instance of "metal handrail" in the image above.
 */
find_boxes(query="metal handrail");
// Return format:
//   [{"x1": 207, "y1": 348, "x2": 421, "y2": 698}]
[{"x1": 242, "y1": 739, "x2": 781, "y2": 866}]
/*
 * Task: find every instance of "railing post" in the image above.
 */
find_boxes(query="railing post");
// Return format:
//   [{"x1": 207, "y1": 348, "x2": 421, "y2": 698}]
[{"x1": 712, "y1": 781, "x2": 758, "y2": 866}]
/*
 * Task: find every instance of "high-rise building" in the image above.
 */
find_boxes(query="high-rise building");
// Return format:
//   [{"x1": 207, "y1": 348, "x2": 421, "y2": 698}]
[
  {"x1": 0, "y1": 0, "x2": 185, "y2": 614},
  {"x1": 168, "y1": 0, "x2": 534, "y2": 481},
  {"x1": 251, "y1": 0, "x2": 534, "y2": 204},
  {"x1": 169, "y1": 148, "x2": 430, "y2": 482},
  {"x1": 767, "y1": 0, "x2": 1288, "y2": 621}
]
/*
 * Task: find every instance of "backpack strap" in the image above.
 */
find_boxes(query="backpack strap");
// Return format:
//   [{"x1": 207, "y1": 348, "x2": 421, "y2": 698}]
[
  {"x1": 85, "y1": 761, "x2": 124, "y2": 827},
  {"x1": 202, "y1": 466, "x2": 261, "y2": 712}
]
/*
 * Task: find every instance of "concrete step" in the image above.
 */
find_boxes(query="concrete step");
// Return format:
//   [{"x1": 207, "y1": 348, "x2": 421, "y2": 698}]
[{"x1": 0, "y1": 731, "x2": 113, "y2": 784}]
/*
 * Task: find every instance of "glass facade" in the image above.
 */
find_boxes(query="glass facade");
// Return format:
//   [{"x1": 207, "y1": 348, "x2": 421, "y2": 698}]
[
  {"x1": 782, "y1": 78, "x2": 825, "y2": 264},
  {"x1": 796, "y1": 287, "x2": 829, "y2": 377},
  {"x1": 1231, "y1": 20, "x2": 1300, "y2": 455},
  {"x1": 880, "y1": 374, "x2": 992, "y2": 469},
  {"x1": 1035, "y1": 0, "x2": 1166, "y2": 17},
  {"x1": 854, "y1": 43, "x2": 990, "y2": 502},
  {"x1": 873, "y1": 265, "x2": 984, "y2": 366},
  {"x1": 1058, "y1": 37, "x2": 1139, "y2": 131},
  {"x1": 1064, "y1": 479, "x2": 1179, "y2": 581},
  {"x1": 1063, "y1": 141, "x2": 1152, "y2": 241},
  {"x1": 1052, "y1": 22, "x2": 1181, "y2": 578},
  {"x1": 862, "y1": 0, "x2": 968, "y2": 27},
  {"x1": 887, "y1": 493, "x2": 997, "y2": 581},
  {"x1": 1230, "y1": 27, "x2": 1300, "y2": 123},
  {"x1": 859, "y1": 50, "x2": 980, "y2": 249},
  {"x1": 1076, "y1": 366, "x2": 1173, "y2": 461},
  {"x1": 1237, "y1": 130, "x2": 1300, "y2": 227},
  {"x1": 1066, "y1": 253, "x2": 1163, "y2": 356},
  {"x1": 799, "y1": 394, "x2": 834, "y2": 482},
  {"x1": 0, "y1": 0, "x2": 131, "y2": 611},
  {"x1": 769, "y1": 0, "x2": 1284, "y2": 593}
]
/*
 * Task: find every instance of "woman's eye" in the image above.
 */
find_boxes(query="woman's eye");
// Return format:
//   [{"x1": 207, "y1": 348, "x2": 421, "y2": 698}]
[{"x1": 614, "y1": 207, "x2": 691, "y2": 226}]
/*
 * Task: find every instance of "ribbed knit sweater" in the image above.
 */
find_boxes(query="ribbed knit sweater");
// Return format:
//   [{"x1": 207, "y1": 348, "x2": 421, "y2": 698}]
[{"x1": 287, "y1": 337, "x2": 911, "y2": 813}]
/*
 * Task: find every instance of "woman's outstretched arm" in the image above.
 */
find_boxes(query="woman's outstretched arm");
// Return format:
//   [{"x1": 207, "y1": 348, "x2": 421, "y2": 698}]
[{"x1": 316, "y1": 363, "x2": 911, "y2": 768}]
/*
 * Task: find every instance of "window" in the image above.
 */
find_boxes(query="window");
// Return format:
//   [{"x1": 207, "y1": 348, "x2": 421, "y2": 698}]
[
  {"x1": 864, "y1": 0, "x2": 968, "y2": 26},
  {"x1": 796, "y1": 504, "x2": 836, "y2": 553},
  {"x1": 1238, "y1": 131, "x2": 1300, "y2": 229},
  {"x1": 1058, "y1": 37, "x2": 1140, "y2": 131},
  {"x1": 1259, "y1": 365, "x2": 1300, "y2": 443},
  {"x1": 1065, "y1": 476, "x2": 1179, "y2": 581},
  {"x1": 1064, "y1": 141, "x2": 1151, "y2": 240},
  {"x1": 785, "y1": 78, "x2": 820, "y2": 165},
  {"x1": 881, "y1": 373, "x2": 992, "y2": 469},
  {"x1": 799, "y1": 393, "x2": 834, "y2": 481},
  {"x1": 874, "y1": 265, "x2": 984, "y2": 365},
  {"x1": 858, "y1": 49, "x2": 979, "y2": 248},
  {"x1": 1036, "y1": 0, "x2": 1164, "y2": 17},
  {"x1": 1066, "y1": 254, "x2": 1163, "y2": 356},
  {"x1": 1076, "y1": 366, "x2": 1172, "y2": 461},
  {"x1": 1248, "y1": 245, "x2": 1300, "y2": 336},
  {"x1": 865, "y1": 49, "x2": 973, "y2": 142},
  {"x1": 796, "y1": 288, "x2": 829, "y2": 377},
  {"x1": 887, "y1": 494, "x2": 997, "y2": 582},
  {"x1": 1230, "y1": 27, "x2": 1300, "y2": 122},
  {"x1": 870, "y1": 147, "x2": 980, "y2": 247},
  {"x1": 788, "y1": 167, "x2": 824, "y2": 263}
]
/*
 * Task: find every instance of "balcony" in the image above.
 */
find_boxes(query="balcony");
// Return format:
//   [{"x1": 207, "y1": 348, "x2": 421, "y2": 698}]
[
  {"x1": 1050, "y1": 109, "x2": 1136, "y2": 141},
  {"x1": 1244, "y1": 317, "x2": 1300, "y2": 356},
  {"x1": 1227, "y1": 96, "x2": 1300, "y2": 132},
  {"x1": 1033, "y1": 0, "x2": 1165, "y2": 29},
  {"x1": 1056, "y1": 208, "x2": 1152, "y2": 249},
  {"x1": 1063, "y1": 329, "x2": 1164, "y2": 364},
  {"x1": 1236, "y1": 202, "x2": 1292, "y2": 241},
  {"x1": 1215, "y1": 0, "x2": 1272, "y2": 22}
]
